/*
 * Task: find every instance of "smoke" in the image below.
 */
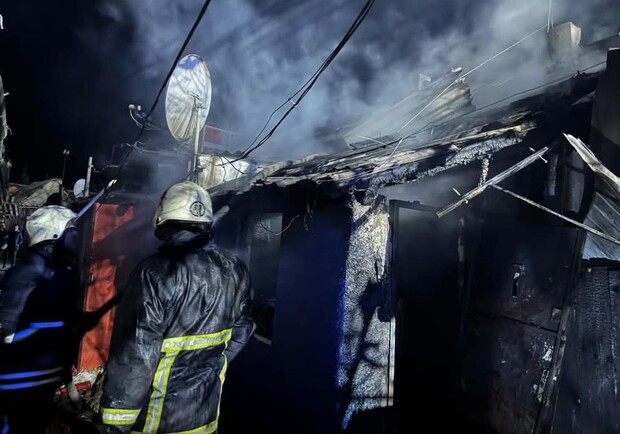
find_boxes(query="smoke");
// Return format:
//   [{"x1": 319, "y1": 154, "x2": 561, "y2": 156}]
[
  {"x1": 108, "y1": 0, "x2": 617, "y2": 163},
  {"x1": 2, "y1": 0, "x2": 616, "y2": 183}
]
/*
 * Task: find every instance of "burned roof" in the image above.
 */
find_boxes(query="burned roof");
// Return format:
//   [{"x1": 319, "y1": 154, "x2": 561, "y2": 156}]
[
  {"x1": 210, "y1": 70, "x2": 600, "y2": 196},
  {"x1": 343, "y1": 68, "x2": 475, "y2": 146}
]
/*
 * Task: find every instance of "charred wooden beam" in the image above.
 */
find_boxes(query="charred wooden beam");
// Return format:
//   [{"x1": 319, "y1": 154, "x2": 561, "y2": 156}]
[{"x1": 436, "y1": 146, "x2": 549, "y2": 218}]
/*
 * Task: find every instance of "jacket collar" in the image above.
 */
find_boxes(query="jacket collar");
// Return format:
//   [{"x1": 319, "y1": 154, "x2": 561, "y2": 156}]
[{"x1": 161, "y1": 230, "x2": 211, "y2": 251}]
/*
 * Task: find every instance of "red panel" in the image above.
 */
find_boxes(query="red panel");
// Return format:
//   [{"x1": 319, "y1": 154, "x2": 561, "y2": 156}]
[{"x1": 78, "y1": 201, "x2": 159, "y2": 370}]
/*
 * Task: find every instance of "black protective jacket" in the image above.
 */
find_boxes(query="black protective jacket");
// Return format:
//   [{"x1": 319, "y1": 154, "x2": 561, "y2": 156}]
[
  {"x1": 0, "y1": 243, "x2": 80, "y2": 392},
  {"x1": 100, "y1": 231, "x2": 254, "y2": 434}
]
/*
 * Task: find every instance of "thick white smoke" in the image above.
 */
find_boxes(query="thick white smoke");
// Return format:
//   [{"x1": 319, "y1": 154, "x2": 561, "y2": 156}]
[{"x1": 100, "y1": 0, "x2": 618, "y2": 162}]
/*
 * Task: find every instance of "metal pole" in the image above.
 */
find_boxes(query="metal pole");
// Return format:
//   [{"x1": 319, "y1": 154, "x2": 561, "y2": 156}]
[
  {"x1": 192, "y1": 101, "x2": 203, "y2": 184},
  {"x1": 193, "y1": 112, "x2": 201, "y2": 183},
  {"x1": 85, "y1": 157, "x2": 93, "y2": 196},
  {"x1": 61, "y1": 149, "x2": 69, "y2": 186}
]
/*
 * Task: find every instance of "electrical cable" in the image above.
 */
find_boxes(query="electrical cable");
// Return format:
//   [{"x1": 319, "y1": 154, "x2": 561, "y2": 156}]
[
  {"x1": 400, "y1": 60, "x2": 607, "y2": 143},
  {"x1": 105, "y1": 0, "x2": 215, "y2": 193},
  {"x1": 390, "y1": 24, "x2": 548, "y2": 155},
  {"x1": 356, "y1": 59, "x2": 608, "y2": 157},
  {"x1": 230, "y1": 0, "x2": 377, "y2": 163}
]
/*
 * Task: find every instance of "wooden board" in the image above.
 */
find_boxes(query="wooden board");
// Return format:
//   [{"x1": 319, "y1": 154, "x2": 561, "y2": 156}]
[{"x1": 552, "y1": 268, "x2": 620, "y2": 433}]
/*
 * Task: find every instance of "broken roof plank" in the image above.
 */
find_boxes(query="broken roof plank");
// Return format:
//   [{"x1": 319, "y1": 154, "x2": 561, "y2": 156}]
[
  {"x1": 333, "y1": 134, "x2": 520, "y2": 186},
  {"x1": 267, "y1": 122, "x2": 535, "y2": 189},
  {"x1": 344, "y1": 68, "x2": 475, "y2": 145},
  {"x1": 436, "y1": 146, "x2": 549, "y2": 218},
  {"x1": 563, "y1": 133, "x2": 620, "y2": 196},
  {"x1": 493, "y1": 185, "x2": 620, "y2": 246},
  {"x1": 212, "y1": 72, "x2": 599, "y2": 197}
]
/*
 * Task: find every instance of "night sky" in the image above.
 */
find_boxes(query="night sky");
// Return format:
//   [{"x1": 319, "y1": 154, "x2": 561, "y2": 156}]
[{"x1": 0, "y1": 0, "x2": 617, "y2": 186}]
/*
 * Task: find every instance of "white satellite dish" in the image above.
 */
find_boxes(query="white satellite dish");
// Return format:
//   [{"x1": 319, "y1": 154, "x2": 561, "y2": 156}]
[
  {"x1": 165, "y1": 54, "x2": 212, "y2": 142},
  {"x1": 73, "y1": 179, "x2": 86, "y2": 199}
]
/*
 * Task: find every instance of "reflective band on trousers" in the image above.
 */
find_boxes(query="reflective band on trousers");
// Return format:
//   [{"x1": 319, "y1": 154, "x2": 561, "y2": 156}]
[
  {"x1": 0, "y1": 366, "x2": 63, "y2": 390},
  {"x1": 140, "y1": 329, "x2": 232, "y2": 434},
  {"x1": 102, "y1": 408, "x2": 141, "y2": 426}
]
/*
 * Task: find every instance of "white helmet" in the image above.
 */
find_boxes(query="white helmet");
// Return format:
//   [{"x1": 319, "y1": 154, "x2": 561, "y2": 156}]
[
  {"x1": 26, "y1": 205, "x2": 77, "y2": 247},
  {"x1": 153, "y1": 181, "x2": 213, "y2": 228}
]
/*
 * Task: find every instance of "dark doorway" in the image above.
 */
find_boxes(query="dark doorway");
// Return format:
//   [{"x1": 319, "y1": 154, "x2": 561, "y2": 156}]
[
  {"x1": 454, "y1": 224, "x2": 581, "y2": 434},
  {"x1": 391, "y1": 200, "x2": 461, "y2": 431}
]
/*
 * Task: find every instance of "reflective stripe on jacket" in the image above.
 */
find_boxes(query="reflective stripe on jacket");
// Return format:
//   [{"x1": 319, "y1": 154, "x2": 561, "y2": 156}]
[
  {"x1": 100, "y1": 231, "x2": 254, "y2": 434},
  {"x1": 0, "y1": 244, "x2": 79, "y2": 386}
]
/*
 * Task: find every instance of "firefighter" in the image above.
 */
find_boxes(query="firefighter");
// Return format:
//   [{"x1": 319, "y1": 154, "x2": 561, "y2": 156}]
[
  {"x1": 99, "y1": 181, "x2": 254, "y2": 434},
  {"x1": 0, "y1": 206, "x2": 81, "y2": 434}
]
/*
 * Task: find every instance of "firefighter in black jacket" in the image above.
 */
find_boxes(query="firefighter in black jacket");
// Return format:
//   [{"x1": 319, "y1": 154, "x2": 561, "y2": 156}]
[
  {"x1": 0, "y1": 205, "x2": 81, "y2": 434},
  {"x1": 99, "y1": 181, "x2": 254, "y2": 434}
]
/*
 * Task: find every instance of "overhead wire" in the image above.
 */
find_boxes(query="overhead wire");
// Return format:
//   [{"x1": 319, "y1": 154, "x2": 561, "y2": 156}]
[
  {"x1": 228, "y1": 0, "x2": 377, "y2": 164},
  {"x1": 228, "y1": 20, "x2": 550, "y2": 166},
  {"x1": 321, "y1": 59, "x2": 608, "y2": 185},
  {"x1": 129, "y1": 107, "x2": 165, "y2": 132},
  {"x1": 242, "y1": 35, "x2": 352, "y2": 156},
  {"x1": 259, "y1": 214, "x2": 302, "y2": 236},
  {"x1": 257, "y1": 189, "x2": 315, "y2": 235},
  {"x1": 104, "y1": 0, "x2": 602, "y2": 197},
  {"x1": 238, "y1": 58, "x2": 606, "y2": 190},
  {"x1": 242, "y1": 97, "x2": 307, "y2": 158},
  {"x1": 401, "y1": 59, "x2": 607, "y2": 143},
  {"x1": 129, "y1": 109, "x2": 156, "y2": 131},
  {"x1": 105, "y1": 0, "x2": 215, "y2": 193},
  {"x1": 390, "y1": 24, "x2": 548, "y2": 155}
]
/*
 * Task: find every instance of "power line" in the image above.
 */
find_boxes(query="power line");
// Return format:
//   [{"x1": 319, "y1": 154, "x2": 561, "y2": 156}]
[
  {"x1": 325, "y1": 59, "x2": 608, "y2": 184},
  {"x1": 235, "y1": 21, "x2": 549, "y2": 163},
  {"x1": 461, "y1": 25, "x2": 548, "y2": 80},
  {"x1": 224, "y1": 59, "x2": 605, "y2": 190},
  {"x1": 401, "y1": 59, "x2": 607, "y2": 143},
  {"x1": 242, "y1": 58, "x2": 607, "y2": 185},
  {"x1": 391, "y1": 24, "x2": 548, "y2": 155},
  {"x1": 108, "y1": 0, "x2": 215, "y2": 190},
  {"x1": 233, "y1": 0, "x2": 377, "y2": 162}
]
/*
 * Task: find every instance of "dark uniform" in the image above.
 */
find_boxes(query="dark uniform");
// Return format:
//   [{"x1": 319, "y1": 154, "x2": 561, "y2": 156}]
[
  {"x1": 100, "y1": 230, "x2": 253, "y2": 433},
  {"x1": 0, "y1": 242, "x2": 80, "y2": 434}
]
